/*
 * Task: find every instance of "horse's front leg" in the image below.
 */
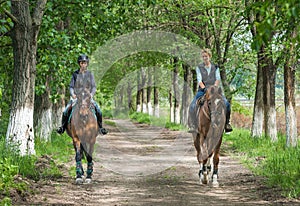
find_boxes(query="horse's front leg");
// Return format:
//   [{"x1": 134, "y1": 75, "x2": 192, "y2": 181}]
[
  {"x1": 73, "y1": 138, "x2": 84, "y2": 184},
  {"x1": 199, "y1": 132, "x2": 210, "y2": 185},
  {"x1": 85, "y1": 143, "x2": 94, "y2": 183},
  {"x1": 212, "y1": 139, "x2": 222, "y2": 187}
]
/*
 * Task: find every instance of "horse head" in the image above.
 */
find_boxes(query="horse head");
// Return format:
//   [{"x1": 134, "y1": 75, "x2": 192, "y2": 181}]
[
  {"x1": 205, "y1": 86, "x2": 226, "y2": 128},
  {"x1": 77, "y1": 88, "x2": 92, "y2": 123}
]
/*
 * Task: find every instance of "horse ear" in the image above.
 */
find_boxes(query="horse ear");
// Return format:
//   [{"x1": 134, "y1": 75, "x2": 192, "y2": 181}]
[
  {"x1": 218, "y1": 87, "x2": 222, "y2": 94},
  {"x1": 210, "y1": 86, "x2": 215, "y2": 94}
]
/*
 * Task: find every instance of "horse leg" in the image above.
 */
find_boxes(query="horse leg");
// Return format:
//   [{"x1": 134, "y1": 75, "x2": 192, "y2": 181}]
[
  {"x1": 74, "y1": 140, "x2": 84, "y2": 184},
  {"x1": 194, "y1": 134, "x2": 204, "y2": 184},
  {"x1": 201, "y1": 158, "x2": 209, "y2": 184},
  {"x1": 212, "y1": 141, "x2": 221, "y2": 187},
  {"x1": 85, "y1": 143, "x2": 94, "y2": 183}
]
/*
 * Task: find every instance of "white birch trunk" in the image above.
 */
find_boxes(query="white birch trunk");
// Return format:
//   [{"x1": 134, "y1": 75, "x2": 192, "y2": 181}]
[
  {"x1": 174, "y1": 106, "x2": 181, "y2": 124},
  {"x1": 36, "y1": 109, "x2": 52, "y2": 141},
  {"x1": 285, "y1": 102, "x2": 298, "y2": 147},
  {"x1": 154, "y1": 104, "x2": 159, "y2": 117},
  {"x1": 142, "y1": 102, "x2": 147, "y2": 114},
  {"x1": 137, "y1": 104, "x2": 141, "y2": 112},
  {"x1": 268, "y1": 107, "x2": 277, "y2": 142},
  {"x1": 6, "y1": 107, "x2": 35, "y2": 155},
  {"x1": 170, "y1": 104, "x2": 174, "y2": 123},
  {"x1": 147, "y1": 102, "x2": 153, "y2": 116},
  {"x1": 251, "y1": 105, "x2": 263, "y2": 137}
]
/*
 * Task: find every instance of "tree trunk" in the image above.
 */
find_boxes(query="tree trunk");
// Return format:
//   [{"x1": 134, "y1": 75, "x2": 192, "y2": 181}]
[
  {"x1": 251, "y1": 52, "x2": 264, "y2": 137},
  {"x1": 147, "y1": 68, "x2": 153, "y2": 115},
  {"x1": 127, "y1": 82, "x2": 133, "y2": 110},
  {"x1": 52, "y1": 86, "x2": 65, "y2": 130},
  {"x1": 262, "y1": 49, "x2": 277, "y2": 141},
  {"x1": 34, "y1": 77, "x2": 52, "y2": 141},
  {"x1": 153, "y1": 67, "x2": 159, "y2": 117},
  {"x1": 169, "y1": 90, "x2": 174, "y2": 122},
  {"x1": 284, "y1": 29, "x2": 298, "y2": 147},
  {"x1": 6, "y1": 0, "x2": 47, "y2": 155},
  {"x1": 181, "y1": 63, "x2": 192, "y2": 126},
  {"x1": 173, "y1": 58, "x2": 180, "y2": 124},
  {"x1": 136, "y1": 70, "x2": 142, "y2": 112},
  {"x1": 284, "y1": 62, "x2": 297, "y2": 147},
  {"x1": 141, "y1": 68, "x2": 147, "y2": 113}
]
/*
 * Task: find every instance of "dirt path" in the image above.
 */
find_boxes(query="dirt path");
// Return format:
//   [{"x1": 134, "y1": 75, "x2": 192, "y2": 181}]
[{"x1": 27, "y1": 120, "x2": 299, "y2": 206}]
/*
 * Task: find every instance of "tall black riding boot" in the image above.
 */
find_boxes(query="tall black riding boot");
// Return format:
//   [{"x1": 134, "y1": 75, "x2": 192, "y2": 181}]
[
  {"x1": 225, "y1": 109, "x2": 233, "y2": 133},
  {"x1": 188, "y1": 110, "x2": 198, "y2": 133},
  {"x1": 57, "y1": 113, "x2": 69, "y2": 134},
  {"x1": 95, "y1": 110, "x2": 107, "y2": 135}
]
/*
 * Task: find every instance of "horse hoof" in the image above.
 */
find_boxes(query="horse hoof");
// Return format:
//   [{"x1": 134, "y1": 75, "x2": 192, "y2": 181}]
[
  {"x1": 75, "y1": 178, "x2": 83, "y2": 184},
  {"x1": 201, "y1": 172, "x2": 209, "y2": 184},
  {"x1": 85, "y1": 178, "x2": 92, "y2": 184},
  {"x1": 212, "y1": 174, "x2": 219, "y2": 187}
]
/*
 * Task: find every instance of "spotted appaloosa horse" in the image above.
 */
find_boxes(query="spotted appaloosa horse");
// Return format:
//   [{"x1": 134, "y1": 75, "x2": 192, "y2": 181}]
[
  {"x1": 66, "y1": 87, "x2": 98, "y2": 184},
  {"x1": 191, "y1": 86, "x2": 226, "y2": 186}
]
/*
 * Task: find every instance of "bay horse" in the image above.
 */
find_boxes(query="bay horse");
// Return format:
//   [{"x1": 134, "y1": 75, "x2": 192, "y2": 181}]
[
  {"x1": 66, "y1": 74, "x2": 98, "y2": 184},
  {"x1": 192, "y1": 86, "x2": 226, "y2": 186}
]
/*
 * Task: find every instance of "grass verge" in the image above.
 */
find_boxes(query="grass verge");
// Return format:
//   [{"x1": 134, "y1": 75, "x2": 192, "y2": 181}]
[
  {"x1": 224, "y1": 129, "x2": 300, "y2": 199},
  {"x1": 0, "y1": 132, "x2": 73, "y2": 205}
]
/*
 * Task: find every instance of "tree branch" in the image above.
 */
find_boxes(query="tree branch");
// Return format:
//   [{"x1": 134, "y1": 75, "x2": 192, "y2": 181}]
[
  {"x1": 32, "y1": 0, "x2": 47, "y2": 26},
  {"x1": 3, "y1": 8, "x2": 19, "y2": 24}
]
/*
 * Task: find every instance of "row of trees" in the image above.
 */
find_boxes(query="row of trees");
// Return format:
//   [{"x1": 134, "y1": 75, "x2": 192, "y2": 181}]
[{"x1": 0, "y1": 0, "x2": 299, "y2": 155}]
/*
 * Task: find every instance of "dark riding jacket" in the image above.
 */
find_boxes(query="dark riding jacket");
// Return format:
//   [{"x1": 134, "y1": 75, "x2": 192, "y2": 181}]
[{"x1": 69, "y1": 69, "x2": 96, "y2": 98}]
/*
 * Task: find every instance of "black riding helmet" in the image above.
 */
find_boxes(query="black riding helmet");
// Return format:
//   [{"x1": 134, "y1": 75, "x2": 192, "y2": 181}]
[{"x1": 77, "y1": 54, "x2": 89, "y2": 64}]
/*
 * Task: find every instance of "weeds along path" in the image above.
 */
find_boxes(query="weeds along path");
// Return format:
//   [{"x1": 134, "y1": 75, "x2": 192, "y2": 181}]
[{"x1": 29, "y1": 119, "x2": 299, "y2": 205}]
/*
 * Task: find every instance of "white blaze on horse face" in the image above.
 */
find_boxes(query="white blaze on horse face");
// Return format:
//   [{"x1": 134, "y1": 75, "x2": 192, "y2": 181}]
[{"x1": 214, "y1": 98, "x2": 221, "y2": 107}]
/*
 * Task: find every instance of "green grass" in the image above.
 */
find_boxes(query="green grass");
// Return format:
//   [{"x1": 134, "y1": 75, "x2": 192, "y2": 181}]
[
  {"x1": 224, "y1": 129, "x2": 300, "y2": 198},
  {"x1": 0, "y1": 132, "x2": 73, "y2": 205}
]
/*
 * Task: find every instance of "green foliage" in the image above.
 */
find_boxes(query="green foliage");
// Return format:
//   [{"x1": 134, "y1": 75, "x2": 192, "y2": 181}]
[
  {"x1": 0, "y1": 133, "x2": 73, "y2": 202},
  {"x1": 35, "y1": 132, "x2": 73, "y2": 163},
  {"x1": 231, "y1": 99, "x2": 252, "y2": 116},
  {"x1": 224, "y1": 130, "x2": 300, "y2": 198},
  {"x1": 0, "y1": 138, "x2": 31, "y2": 199}
]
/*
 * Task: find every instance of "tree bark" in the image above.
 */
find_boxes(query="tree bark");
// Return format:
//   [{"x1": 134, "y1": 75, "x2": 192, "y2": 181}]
[
  {"x1": 173, "y1": 58, "x2": 180, "y2": 124},
  {"x1": 262, "y1": 48, "x2": 277, "y2": 141},
  {"x1": 52, "y1": 86, "x2": 65, "y2": 131},
  {"x1": 284, "y1": 62, "x2": 297, "y2": 147},
  {"x1": 153, "y1": 67, "x2": 159, "y2": 117},
  {"x1": 141, "y1": 68, "x2": 147, "y2": 113},
  {"x1": 169, "y1": 90, "x2": 174, "y2": 122},
  {"x1": 136, "y1": 70, "x2": 142, "y2": 112},
  {"x1": 127, "y1": 81, "x2": 133, "y2": 110},
  {"x1": 284, "y1": 29, "x2": 297, "y2": 147},
  {"x1": 251, "y1": 51, "x2": 264, "y2": 137},
  {"x1": 181, "y1": 63, "x2": 192, "y2": 126},
  {"x1": 6, "y1": 0, "x2": 47, "y2": 155},
  {"x1": 34, "y1": 77, "x2": 52, "y2": 141},
  {"x1": 147, "y1": 68, "x2": 153, "y2": 115}
]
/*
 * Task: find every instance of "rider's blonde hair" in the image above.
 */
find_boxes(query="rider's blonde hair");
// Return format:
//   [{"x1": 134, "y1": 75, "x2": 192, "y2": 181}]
[{"x1": 201, "y1": 48, "x2": 212, "y2": 58}]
